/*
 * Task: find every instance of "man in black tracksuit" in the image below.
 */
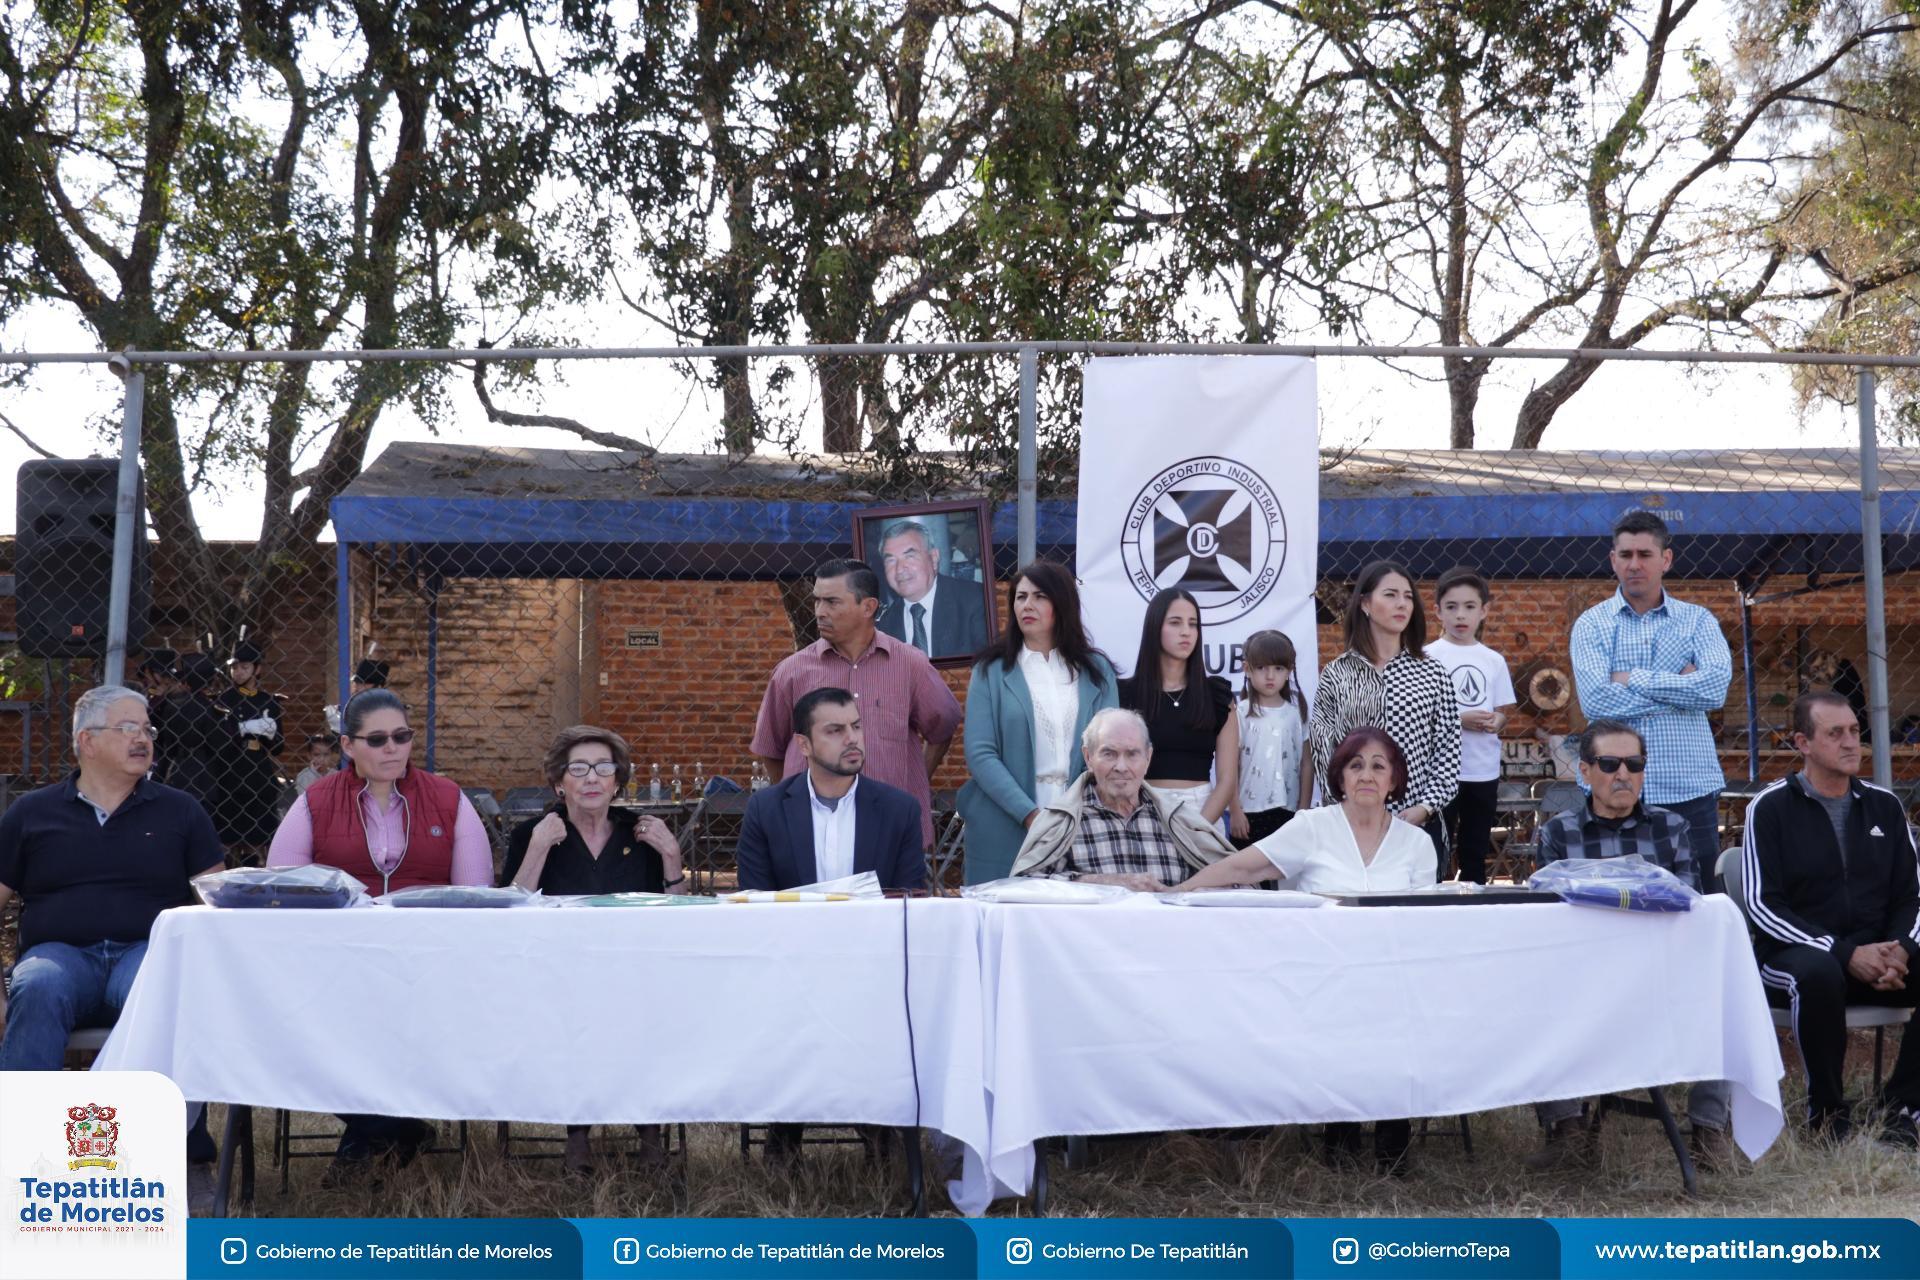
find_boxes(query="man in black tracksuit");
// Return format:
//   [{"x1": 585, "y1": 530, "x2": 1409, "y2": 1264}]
[{"x1": 1742, "y1": 691, "x2": 1920, "y2": 1145}]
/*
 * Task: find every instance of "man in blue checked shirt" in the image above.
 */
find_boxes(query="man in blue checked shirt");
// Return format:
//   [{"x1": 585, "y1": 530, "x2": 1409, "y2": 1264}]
[{"x1": 1570, "y1": 510, "x2": 1732, "y2": 892}]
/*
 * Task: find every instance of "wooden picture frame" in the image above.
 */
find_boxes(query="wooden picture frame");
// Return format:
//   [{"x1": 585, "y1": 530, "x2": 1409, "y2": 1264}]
[{"x1": 851, "y1": 499, "x2": 997, "y2": 667}]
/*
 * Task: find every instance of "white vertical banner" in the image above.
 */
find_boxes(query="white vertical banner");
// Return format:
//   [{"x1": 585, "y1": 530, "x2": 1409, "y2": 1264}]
[{"x1": 1077, "y1": 356, "x2": 1320, "y2": 693}]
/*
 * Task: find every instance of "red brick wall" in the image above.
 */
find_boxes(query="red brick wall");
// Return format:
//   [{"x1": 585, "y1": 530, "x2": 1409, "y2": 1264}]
[{"x1": 9, "y1": 544, "x2": 1916, "y2": 794}]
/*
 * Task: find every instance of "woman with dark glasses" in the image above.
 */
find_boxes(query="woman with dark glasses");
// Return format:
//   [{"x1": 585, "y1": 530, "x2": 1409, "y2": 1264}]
[
  {"x1": 267, "y1": 689, "x2": 493, "y2": 896},
  {"x1": 500, "y1": 724, "x2": 686, "y2": 1174},
  {"x1": 263, "y1": 687, "x2": 493, "y2": 1184}
]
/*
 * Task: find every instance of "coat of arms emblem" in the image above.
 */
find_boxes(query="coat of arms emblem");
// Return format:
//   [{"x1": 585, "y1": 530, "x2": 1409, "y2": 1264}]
[{"x1": 66, "y1": 1103, "x2": 120, "y2": 1170}]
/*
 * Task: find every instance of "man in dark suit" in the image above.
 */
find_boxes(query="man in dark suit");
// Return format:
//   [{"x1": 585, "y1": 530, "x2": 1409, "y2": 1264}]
[
  {"x1": 874, "y1": 521, "x2": 988, "y2": 659},
  {"x1": 736, "y1": 686, "x2": 926, "y2": 891}
]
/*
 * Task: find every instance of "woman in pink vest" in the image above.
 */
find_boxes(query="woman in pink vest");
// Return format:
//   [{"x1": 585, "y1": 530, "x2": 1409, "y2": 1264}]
[{"x1": 265, "y1": 688, "x2": 492, "y2": 1183}]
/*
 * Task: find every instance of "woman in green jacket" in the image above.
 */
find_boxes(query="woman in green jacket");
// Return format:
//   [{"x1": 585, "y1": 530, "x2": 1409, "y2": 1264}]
[{"x1": 957, "y1": 560, "x2": 1118, "y2": 882}]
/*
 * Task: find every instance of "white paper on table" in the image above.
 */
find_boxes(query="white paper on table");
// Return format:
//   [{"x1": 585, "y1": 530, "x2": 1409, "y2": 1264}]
[
  {"x1": 792, "y1": 871, "x2": 884, "y2": 897},
  {"x1": 1155, "y1": 889, "x2": 1326, "y2": 908}
]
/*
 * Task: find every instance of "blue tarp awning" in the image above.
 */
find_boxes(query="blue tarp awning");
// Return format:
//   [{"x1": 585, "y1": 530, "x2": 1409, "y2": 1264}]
[{"x1": 331, "y1": 443, "x2": 1920, "y2": 586}]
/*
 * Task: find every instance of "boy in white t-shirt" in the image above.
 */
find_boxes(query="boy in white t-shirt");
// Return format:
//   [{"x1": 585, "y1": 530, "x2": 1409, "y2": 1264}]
[{"x1": 1431, "y1": 568, "x2": 1516, "y2": 882}]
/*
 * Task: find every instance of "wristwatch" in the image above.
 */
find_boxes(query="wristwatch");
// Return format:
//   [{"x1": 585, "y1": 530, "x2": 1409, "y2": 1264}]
[{"x1": 663, "y1": 871, "x2": 687, "y2": 888}]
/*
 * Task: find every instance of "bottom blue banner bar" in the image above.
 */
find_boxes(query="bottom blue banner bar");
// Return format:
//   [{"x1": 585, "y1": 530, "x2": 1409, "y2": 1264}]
[{"x1": 186, "y1": 1217, "x2": 1920, "y2": 1279}]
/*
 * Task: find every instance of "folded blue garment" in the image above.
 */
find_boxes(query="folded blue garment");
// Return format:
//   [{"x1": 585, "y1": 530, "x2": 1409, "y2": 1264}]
[{"x1": 1527, "y1": 853, "x2": 1699, "y2": 913}]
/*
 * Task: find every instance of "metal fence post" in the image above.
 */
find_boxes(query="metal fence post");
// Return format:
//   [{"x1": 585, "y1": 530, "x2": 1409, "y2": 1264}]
[
  {"x1": 336, "y1": 537, "x2": 353, "y2": 712},
  {"x1": 1017, "y1": 345, "x2": 1037, "y2": 568},
  {"x1": 1859, "y1": 370, "x2": 1893, "y2": 788},
  {"x1": 104, "y1": 360, "x2": 145, "y2": 687}
]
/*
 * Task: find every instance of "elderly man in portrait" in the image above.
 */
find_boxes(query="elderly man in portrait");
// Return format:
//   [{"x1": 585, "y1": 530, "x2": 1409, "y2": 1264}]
[
  {"x1": 874, "y1": 520, "x2": 989, "y2": 658},
  {"x1": 1526, "y1": 717, "x2": 1733, "y2": 1171},
  {"x1": 1011, "y1": 707, "x2": 1234, "y2": 889},
  {"x1": 1745, "y1": 691, "x2": 1920, "y2": 1148}
]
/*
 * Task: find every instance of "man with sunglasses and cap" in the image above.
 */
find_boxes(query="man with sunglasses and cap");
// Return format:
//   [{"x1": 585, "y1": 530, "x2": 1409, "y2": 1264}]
[{"x1": 1526, "y1": 718, "x2": 1732, "y2": 1171}]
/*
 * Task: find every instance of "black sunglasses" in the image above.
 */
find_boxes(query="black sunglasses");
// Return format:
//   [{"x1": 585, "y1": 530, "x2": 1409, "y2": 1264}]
[
  {"x1": 1584, "y1": 754, "x2": 1646, "y2": 774},
  {"x1": 347, "y1": 728, "x2": 416, "y2": 748}
]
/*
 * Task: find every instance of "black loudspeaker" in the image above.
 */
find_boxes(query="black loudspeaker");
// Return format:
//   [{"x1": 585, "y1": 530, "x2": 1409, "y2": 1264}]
[{"x1": 14, "y1": 458, "x2": 150, "y2": 658}]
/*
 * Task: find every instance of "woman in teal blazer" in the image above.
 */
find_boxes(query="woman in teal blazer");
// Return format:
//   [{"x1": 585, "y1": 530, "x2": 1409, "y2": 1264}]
[{"x1": 958, "y1": 560, "x2": 1118, "y2": 882}]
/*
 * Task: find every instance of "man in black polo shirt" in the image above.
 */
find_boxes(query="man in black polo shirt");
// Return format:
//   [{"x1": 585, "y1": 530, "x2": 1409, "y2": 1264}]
[{"x1": 0, "y1": 684, "x2": 224, "y2": 1070}]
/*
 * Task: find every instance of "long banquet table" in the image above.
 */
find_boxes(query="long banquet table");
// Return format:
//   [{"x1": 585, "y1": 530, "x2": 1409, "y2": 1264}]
[
  {"x1": 974, "y1": 894, "x2": 1785, "y2": 1201},
  {"x1": 98, "y1": 893, "x2": 1786, "y2": 1215},
  {"x1": 96, "y1": 898, "x2": 992, "y2": 1211}
]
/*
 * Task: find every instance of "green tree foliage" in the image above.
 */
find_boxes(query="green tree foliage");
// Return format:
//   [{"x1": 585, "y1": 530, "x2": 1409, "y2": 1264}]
[
  {"x1": 568, "y1": 1, "x2": 1375, "y2": 491},
  {"x1": 0, "y1": 0, "x2": 569, "y2": 642},
  {"x1": 1758, "y1": 22, "x2": 1920, "y2": 433}
]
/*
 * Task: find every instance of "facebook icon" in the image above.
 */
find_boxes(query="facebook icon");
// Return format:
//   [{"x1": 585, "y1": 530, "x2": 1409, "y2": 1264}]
[{"x1": 614, "y1": 1237, "x2": 641, "y2": 1265}]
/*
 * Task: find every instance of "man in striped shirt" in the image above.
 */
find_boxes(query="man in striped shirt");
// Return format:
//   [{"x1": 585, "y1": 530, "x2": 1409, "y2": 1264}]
[{"x1": 1528, "y1": 719, "x2": 1730, "y2": 1170}]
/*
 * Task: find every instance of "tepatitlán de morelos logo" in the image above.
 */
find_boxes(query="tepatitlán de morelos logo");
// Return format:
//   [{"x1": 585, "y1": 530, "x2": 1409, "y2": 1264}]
[
  {"x1": 1121, "y1": 456, "x2": 1288, "y2": 625},
  {"x1": 66, "y1": 1103, "x2": 119, "y2": 1170},
  {"x1": 17, "y1": 1099, "x2": 166, "y2": 1227}
]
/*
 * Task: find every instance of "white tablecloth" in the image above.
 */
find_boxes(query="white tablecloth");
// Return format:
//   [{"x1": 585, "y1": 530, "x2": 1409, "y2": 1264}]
[
  {"x1": 977, "y1": 895, "x2": 1785, "y2": 1198},
  {"x1": 96, "y1": 899, "x2": 994, "y2": 1211}
]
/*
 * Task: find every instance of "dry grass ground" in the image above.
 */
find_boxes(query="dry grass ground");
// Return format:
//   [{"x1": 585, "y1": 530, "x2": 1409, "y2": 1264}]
[{"x1": 212, "y1": 1057, "x2": 1916, "y2": 1221}]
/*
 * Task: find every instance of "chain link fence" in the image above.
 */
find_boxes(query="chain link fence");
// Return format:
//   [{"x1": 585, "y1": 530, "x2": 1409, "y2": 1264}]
[{"x1": 3, "y1": 346, "x2": 1916, "y2": 898}]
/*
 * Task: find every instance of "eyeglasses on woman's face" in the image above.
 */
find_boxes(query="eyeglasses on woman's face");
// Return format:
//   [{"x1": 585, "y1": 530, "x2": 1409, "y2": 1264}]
[
  {"x1": 347, "y1": 728, "x2": 415, "y2": 748},
  {"x1": 564, "y1": 760, "x2": 619, "y2": 778}
]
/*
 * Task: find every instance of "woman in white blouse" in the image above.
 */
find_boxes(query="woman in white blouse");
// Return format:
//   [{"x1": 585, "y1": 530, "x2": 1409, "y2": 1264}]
[
  {"x1": 1175, "y1": 726, "x2": 1437, "y2": 894},
  {"x1": 958, "y1": 561, "x2": 1119, "y2": 883}
]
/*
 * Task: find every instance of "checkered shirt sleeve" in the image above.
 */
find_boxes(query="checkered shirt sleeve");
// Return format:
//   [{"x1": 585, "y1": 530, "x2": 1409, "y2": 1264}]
[{"x1": 1063, "y1": 798, "x2": 1194, "y2": 886}]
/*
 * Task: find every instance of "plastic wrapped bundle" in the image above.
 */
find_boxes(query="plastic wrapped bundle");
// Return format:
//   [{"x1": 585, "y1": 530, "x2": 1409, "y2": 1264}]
[
  {"x1": 961, "y1": 877, "x2": 1137, "y2": 905},
  {"x1": 193, "y1": 864, "x2": 367, "y2": 910},
  {"x1": 384, "y1": 884, "x2": 538, "y2": 909},
  {"x1": 1527, "y1": 854, "x2": 1699, "y2": 913}
]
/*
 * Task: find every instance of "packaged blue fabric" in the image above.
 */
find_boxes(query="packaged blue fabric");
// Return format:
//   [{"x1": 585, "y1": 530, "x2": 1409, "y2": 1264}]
[{"x1": 1527, "y1": 853, "x2": 1699, "y2": 913}]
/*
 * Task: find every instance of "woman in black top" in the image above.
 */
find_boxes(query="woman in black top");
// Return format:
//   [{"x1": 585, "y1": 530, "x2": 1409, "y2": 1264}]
[
  {"x1": 502, "y1": 724, "x2": 685, "y2": 1172},
  {"x1": 1117, "y1": 587, "x2": 1239, "y2": 823},
  {"x1": 503, "y1": 725, "x2": 688, "y2": 898}
]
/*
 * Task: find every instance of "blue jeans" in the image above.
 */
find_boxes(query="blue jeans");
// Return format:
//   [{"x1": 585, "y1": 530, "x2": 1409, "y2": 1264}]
[
  {"x1": 0, "y1": 940, "x2": 147, "y2": 1070},
  {"x1": 1660, "y1": 791, "x2": 1723, "y2": 893},
  {"x1": 3, "y1": 940, "x2": 218, "y2": 1163}
]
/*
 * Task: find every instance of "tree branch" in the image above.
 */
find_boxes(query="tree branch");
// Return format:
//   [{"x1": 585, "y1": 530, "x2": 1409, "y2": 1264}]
[{"x1": 469, "y1": 355, "x2": 657, "y2": 456}]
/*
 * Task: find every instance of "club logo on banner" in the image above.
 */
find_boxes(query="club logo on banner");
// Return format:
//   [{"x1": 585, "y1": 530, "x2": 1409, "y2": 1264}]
[
  {"x1": 1120, "y1": 457, "x2": 1287, "y2": 624},
  {"x1": 1079, "y1": 357, "x2": 1319, "y2": 691}
]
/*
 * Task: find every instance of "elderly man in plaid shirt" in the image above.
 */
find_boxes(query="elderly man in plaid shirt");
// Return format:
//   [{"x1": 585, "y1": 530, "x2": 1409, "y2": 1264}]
[
  {"x1": 1527, "y1": 718, "x2": 1732, "y2": 1172},
  {"x1": 1570, "y1": 510, "x2": 1731, "y2": 892},
  {"x1": 1011, "y1": 708, "x2": 1234, "y2": 890}
]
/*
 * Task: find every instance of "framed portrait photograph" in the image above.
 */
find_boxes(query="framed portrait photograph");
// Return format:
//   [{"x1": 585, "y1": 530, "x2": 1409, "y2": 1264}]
[{"x1": 851, "y1": 499, "x2": 997, "y2": 667}]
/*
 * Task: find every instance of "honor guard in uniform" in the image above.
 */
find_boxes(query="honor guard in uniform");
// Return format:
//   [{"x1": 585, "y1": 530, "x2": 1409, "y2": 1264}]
[
  {"x1": 324, "y1": 655, "x2": 390, "y2": 735},
  {"x1": 160, "y1": 653, "x2": 235, "y2": 820},
  {"x1": 216, "y1": 640, "x2": 286, "y2": 856},
  {"x1": 137, "y1": 649, "x2": 179, "y2": 781}
]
